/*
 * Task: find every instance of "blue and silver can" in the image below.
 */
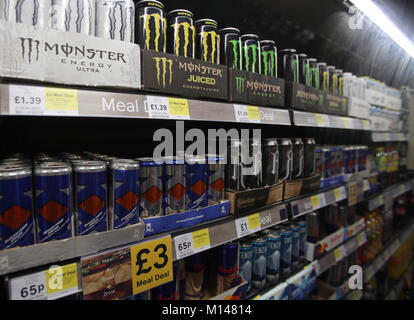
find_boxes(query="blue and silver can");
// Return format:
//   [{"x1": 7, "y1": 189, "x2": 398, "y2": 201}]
[
  {"x1": 280, "y1": 227, "x2": 292, "y2": 277},
  {"x1": 206, "y1": 154, "x2": 225, "y2": 205},
  {"x1": 164, "y1": 157, "x2": 186, "y2": 214},
  {"x1": 266, "y1": 231, "x2": 281, "y2": 283},
  {"x1": 291, "y1": 224, "x2": 300, "y2": 269},
  {"x1": 298, "y1": 220, "x2": 307, "y2": 261},
  {"x1": 185, "y1": 156, "x2": 208, "y2": 209},
  {"x1": 238, "y1": 241, "x2": 253, "y2": 291},
  {"x1": 252, "y1": 237, "x2": 267, "y2": 289}
]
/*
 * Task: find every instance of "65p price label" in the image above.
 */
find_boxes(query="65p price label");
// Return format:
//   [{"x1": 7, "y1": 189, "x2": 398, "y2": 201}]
[
  {"x1": 174, "y1": 228, "x2": 211, "y2": 260},
  {"x1": 9, "y1": 271, "x2": 47, "y2": 300},
  {"x1": 131, "y1": 235, "x2": 173, "y2": 295}
]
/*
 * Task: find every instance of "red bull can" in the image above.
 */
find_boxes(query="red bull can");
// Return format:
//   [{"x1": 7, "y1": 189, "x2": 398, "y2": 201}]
[
  {"x1": 0, "y1": 164, "x2": 35, "y2": 249},
  {"x1": 138, "y1": 158, "x2": 164, "y2": 217},
  {"x1": 306, "y1": 211, "x2": 319, "y2": 243},
  {"x1": 152, "y1": 261, "x2": 179, "y2": 300},
  {"x1": 108, "y1": 159, "x2": 140, "y2": 230},
  {"x1": 73, "y1": 160, "x2": 108, "y2": 235},
  {"x1": 321, "y1": 147, "x2": 332, "y2": 178},
  {"x1": 335, "y1": 147, "x2": 344, "y2": 176},
  {"x1": 185, "y1": 156, "x2": 208, "y2": 209},
  {"x1": 216, "y1": 242, "x2": 239, "y2": 295},
  {"x1": 184, "y1": 252, "x2": 206, "y2": 300},
  {"x1": 315, "y1": 148, "x2": 323, "y2": 177},
  {"x1": 357, "y1": 146, "x2": 368, "y2": 172},
  {"x1": 343, "y1": 146, "x2": 357, "y2": 174},
  {"x1": 34, "y1": 162, "x2": 74, "y2": 242},
  {"x1": 206, "y1": 154, "x2": 225, "y2": 205},
  {"x1": 164, "y1": 157, "x2": 186, "y2": 214}
]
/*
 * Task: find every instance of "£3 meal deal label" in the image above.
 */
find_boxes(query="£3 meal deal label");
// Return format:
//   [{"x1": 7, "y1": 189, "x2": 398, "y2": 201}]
[{"x1": 131, "y1": 235, "x2": 173, "y2": 295}]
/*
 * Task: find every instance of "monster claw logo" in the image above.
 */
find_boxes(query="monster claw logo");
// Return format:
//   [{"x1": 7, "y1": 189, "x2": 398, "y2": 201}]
[
  {"x1": 153, "y1": 57, "x2": 173, "y2": 88},
  {"x1": 104, "y1": 1, "x2": 134, "y2": 42},
  {"x1": 261, "y1": 50, "x2": 276, "y2": 77},
  {"x1": 19, "y1": 37, "x2": 40, "y2": 64},
  {"x1": 235, "y1": 77, "x2": 245, "y2": 94},
  {"x1": 244, "y1": 44, "x2": 258, "y2": 73},
  {"x1": 201, "y1": 31, "x2": 220, "y2": 63},
  {"x1": 170, "y1": 22, "x2": 195, "y2": 58},
  {"x1": 293, "y1": 58, "x2": 298, "y2": 83},
  {"x1": 229, "y1": 39, "x2": 241, "y2": 69},
  {"x1": 140, "y1": 13, "x2": 166, "y2": 52}
]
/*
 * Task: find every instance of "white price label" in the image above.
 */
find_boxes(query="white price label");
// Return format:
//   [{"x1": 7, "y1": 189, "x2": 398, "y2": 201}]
[
  {"x1": 174, "y1": 229, "x2": 211, "y2": 260},
  {"x1": 146, "y1": 96, "x2": 170, "y2": 119},
  {"x1": 363, "y1": 180, "x2": 370, "y2": 192},
  {"x1": 357, "y1": 232, "x2": 367, "y2": 245},
  {"x1": 9, "y1": 85, "x2": 45, "y2": 115},
  {"x1": 319, "y1": 193, "x2": 327, "y2": 207},
  {"x1": 235, "y1": 214, "x2": 262, "y2": 238},
  {"x1": 9, "y1": 272, "x2": 47, "y2": 300},
  {"x1": 334, "y1": 245, "x2": 346, "y2": 262},
  {"x1": 234, "y1": 105, "x2": 261, "y2": 123},
  {"x1": 315, "y1": 114, "x2": 330, "y2": 127}
]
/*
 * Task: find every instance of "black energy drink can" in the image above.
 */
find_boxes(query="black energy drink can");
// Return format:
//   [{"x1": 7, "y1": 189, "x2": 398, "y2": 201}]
[
  {"x1": 279, "y1": 49, "x2": 299, "y2": 83},
  {"x1": 167, "y1": 9, "x2": 195, "y2": 58},
  {"x1": 327, "y1": 66, "x2": 337, "y2": 94},
  {"x1": 291, "y1": 138, "x2": 304, "y2": 179},
  {"x1": 245, "y1": 139, "x2": 262, "y2": 189},
  {"x1": 298, "y1": 53, "x2": 311, "y2": 86},
  {"x1": 241, "y1": 34, "x2": 261, "y2": 73},
  {"x1": 319, "y1": 63, "x2": 329, "y2": 92},
  {"x1": 225, "y1": 139, "x2": 246, "y2": 191},
  {"x1": 336, "y1": 69, "x2": 344, "y2": 96},
  {"x1": 260, "y1": 40, "x2": 277, "y2": 77},
  {"x1": 303, "y1": 138, "x2": 316, "y2": 177},
  {"x1": 278, "y1": 139, "x2": 293, "y2": 181},
  {"x1": 262, "y1": 138, "x2": 279, "y2": 187},
  {"x1": 135, "y1": 0, "x2": 166, "y2": 52},
  {"x1": 306, "y1": 211, "x2": 319, "y2": 243},
  {"x1": 309, "y1": 58, "x2": 319, "y2": 89},
  {"x1": 219, "y1": 27, "x2": 242, "y2": 69},
  {"x1": 194, "y1": 19, "x2": 220, "y2": 64}
]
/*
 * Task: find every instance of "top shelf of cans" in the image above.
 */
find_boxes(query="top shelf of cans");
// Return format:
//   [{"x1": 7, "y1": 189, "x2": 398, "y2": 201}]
[{"x1": 0, "y1": 0, "x2": 404, "y2": 118}]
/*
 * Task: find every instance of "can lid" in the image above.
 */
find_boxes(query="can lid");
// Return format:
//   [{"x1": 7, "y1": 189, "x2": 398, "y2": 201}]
[
  {"x1": 167, "y1": 9, "x2": 193, "y2": 17},
  {"x1": 137, "y1": 157, "x2": 164, "y2": 167},
  {"x1": 110, "y1": 159, "x2": 140, "y2": 170},
  {"x1": 241, "y1": 34, "x2": 260, "y2": 40},
  {"x1": 304, "y1": 138, "x2": 316, "y2": 144},
  {"x1": 0, "y1": 164, "x2": 31, "y2": 178},
  {"x1": 263, "y1": 138, "x2": 278, "y2": 146},
  {"x1": 194, "y1": 19, "x2": 218, "y2": 27},
  {"x1": 219, "y1": 27, "x2": 240, "y2": 34},
  {"x1": 73, "y1": 160, "x2": 106, "y2": 172},
  {"x1": 35, "y1": 161, "x2": 72, "y2": 175},
  {"x1": 308, "y1": 58, "x2": 317, "y2": 63},
  {"x1": 136, "y1": 0, "x2": 164, "y2": 9},
  {"x1": 260, "y1": 40, "x2": 276, "y2": 46},
  {"x1": 318, "y1": 62, "x2": 327, "y2": 66},
  {"x1": 327, "y1": 66, "x2": 336, "y2": 69},
  {"x1": 336, "y1": 69, "x2": 343, "y2": 73},
  {"x1": 298, "y1": 53, "x2": 308, "y2": 58},
  {"x1": 279, "y1": 138, "x2": 292, "y2": 145},
  {"x1": 292, "y1": 138, "x2": 304, "y2": 144}
]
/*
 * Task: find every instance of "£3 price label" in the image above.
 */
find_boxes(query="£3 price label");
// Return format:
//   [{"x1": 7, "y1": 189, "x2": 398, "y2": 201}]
[
  {"x1": 131, "y1": 235, "x2": 173, "y2": 295},
  {"x1": 174, "y1": 228, "x2": 211, "y2": 260}
]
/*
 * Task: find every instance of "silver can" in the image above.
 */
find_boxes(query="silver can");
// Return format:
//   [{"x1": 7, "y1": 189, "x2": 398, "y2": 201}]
[
  {"x1": 0, "y1": 0, "x2": 52, "y2": 28},
  {"x1": 52, "y1": 0, "x2": 95, "y2": 35},
  {"x1": 206, "y1": 154, "x2": 225, "y2": 205},
  {"x1": 164, "y1": 156, "x2": 186, "y2": 214}
]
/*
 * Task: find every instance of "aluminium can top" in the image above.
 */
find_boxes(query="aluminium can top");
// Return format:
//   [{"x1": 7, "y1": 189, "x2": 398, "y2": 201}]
[
  {"x1": 241, "y1": 34, "x2": 260, "y2": 40},
  {"x1": 260, "y1": 40, "x2": 276, "y2": 46},
  {"x1": 167, "y1": 9, "x2": 193, "y2": 17},
  {"x1": 72, "y1": 160, "x2": 106, "y2": 173},
  {"x1": 0, "y1": 164, "x2": 31, "y2": 179},
  {"x1": 34, "y1": 161, "x2": 72, "y2": 175},
  {"x1": 219, "y1": 27, "x2": 240, "y2": 34},
  {"x1": 194, "y1": 19, "x2": 218, "y2": 27},
  {"x1": 136, "y1": 0, "x2": 164, "y2": 9},
  {"x1": 110, "y1": 159, "x2": 140, "y2": 171}
]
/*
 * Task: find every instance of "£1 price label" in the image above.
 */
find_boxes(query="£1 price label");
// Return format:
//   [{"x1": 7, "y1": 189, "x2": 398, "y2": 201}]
[
  {"x1": 131, "y1": 235, "x2": 173, "y2": 295},
  {"x1": 311, "y1": 195, "x2": 320, "y2": 209},
  {"x1": 9, "y1": 271, "x2": 47, "y2": 300}
]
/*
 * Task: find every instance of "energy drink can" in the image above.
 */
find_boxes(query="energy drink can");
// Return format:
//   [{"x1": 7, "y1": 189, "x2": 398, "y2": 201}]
[
  {"x1": 298, "y1": 221, "x2": 307, "y2": 261},
  {"x1": 330, "y1": 147, "x2": 338, "y2": 177},
  {"x1": 291, "y1": 224, "x2": 300, "y2": 269},
  {"x1": 319, "y1": 63, "x2": 329, "y2": 92},
  {"x1": 306, "y1": 212, "x2": 319, "y2": 243},
  {"x1": 95, "y1": 0, "x2": 135, "y2": 42},
  {"x1": 184, "y1": 252, "x2": 206, "y2": 300},
  {"x1": 303, "y1": 138, "x2": 316, "y2": 177},
  {"x1": 357, "y1": 146, "x2": 368, "y2": 172},
  {"x1": 152, "y1": 261, "x2": 179, "y2": 300},
  {"x1": 0, "y1": 0, "x2": 51, "y2": 27},
  {"x1": 52, "y1": 0, "x2": 95, "y2": 35},
  {"x1": 164, "y1": 157, "x2": 186, "y2": 214},
  {"x1": 280, "y1": 228, "x2": 292, "y2": 277},
  {"x1": 0, "y1": 164, "x2": 35, "y2": 249},
  {"x1": 73, "y1": 160, "x2": 107, "y2": 235},
  {"x1": 266, "y1": 232, "x2": 281, "y2": 283},
  {"x1": 291, "y1": 138, "x2": 304, "y2": 179},
  {"x1": 241, "y1": 34, "x2": 261, "y2": 73},
  {"x1": 245, "y1": 139, "x2": 262, "y2": 189},
  {"x1": 309, "y1": 58, "x2": 319, "y2": 89},
  {"x1": 321, "y1": 147, "x2": 332, "y2": 179},
  {"x1": 343, "y1": 146, "x2": 357, "y2": 174},
  {"x1": 260, "y1": 40, "x2": 277, "y2": 77},
  {"x1": 298, "y1": 53, "x2": 310, "y2": 86},
  {"x1": 135, "y1": 0, "x2": 166, "y2": 52},
  {"x1": 34, "y1": 162, "x2": 74, "y2": 242},
  {"x1": 220, "y1": 27, "x2": 242, "y2": 69},
  {"x1": 279, "y1": 49, "x2": 299, "y2": 83},
  {"x1": 327, "y1": 66, "x2": 337, "y2": 94},
  {"x1": 108, "y1": 159, "x2": 139, "y2": 230},
  {"x1": 252, "y1": 237, "x2": 267, "y2": 289},
  {"x1": 238, "y1": 242, "x2": 253, "y2": 291},
  {"x1": 336, "y1": 69, "x2": 344, "y2": 96},
  {"x1": 225, "y1": 139, "x2": 246, "y2": 191},
  {"x1": 278, "y1": 139, "x2": 293, "y2": 181},
  {"x1": 138, "y1": 158, "x2": 164, "y2": 217},
  {"x1": 167, "y1": 9, "x2": 195, "y2": 58},
  {"x1": 194, "y1": 19, "x2": 220, "y2": 63},
  {"x1": 185, "y1": 156, "x2": 208, "y2": 209},
  {"x1": 324, "y1": 204, "x2": 341, "y2": 234},
  {"x1": 216, "y1": 242, "x2": 239, "y2": 294},
  {"x1": 206, "y1": 155, "x2": 225, "y2": 205},
  {"x1": 335, "y1": 147, "x2": 344, "y2": 176},
  {"x1": 262, "y1": 138, "x2": 279, "y2": 187},
  {"x1": 315, "y1": 147, "x2": 322, "y2": 177}
]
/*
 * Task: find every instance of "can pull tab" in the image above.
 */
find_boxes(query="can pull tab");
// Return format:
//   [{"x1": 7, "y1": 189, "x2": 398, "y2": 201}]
[{"x1": 297, "y1": 150, "x2": 304, "y2": 178}]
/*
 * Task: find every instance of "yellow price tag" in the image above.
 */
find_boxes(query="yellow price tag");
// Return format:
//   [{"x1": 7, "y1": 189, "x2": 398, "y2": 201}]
[
  {"x1": 376, "y1": 259, "x2": 382, "y2": 269},
  {"x1": 357, "y1": 233, "x2": 365, "y2": 245},
  {"x1": 192, "y1": 228, "x2": 210, "y2": 250},
  {"x1": 248, "y1": 213, "x2": 261, "y2": 230},
  {"x1": 334, "y1": 248, "x2": 342, "y2": 261},
  {"x1": 343, "y1": 118, "x2": 350, "y2": 127},
  {"x1": 362, "y1": 120, "x2": 369, "y2": 129},
  {"x1": 311, "y1": 195, "x2": 320, "y2": 208},
  {"x1": 353, "y1": 290, "x2": 359, "y2": 300},
  {"x1": 334, "y1": 188, "x2": 341, "y2": 200},
  {"x1": 316, "y1": 114, "x2": 324, "y2": 125},
  {"x1": 45, "y1": 87, "x2": 78, "y2": 111},
  {"x1": 45, "y1": 263, "x2": 78, "y2": 296},
  {"x1": 348, "y1": 182, "x2": 357, "y2": 206},
  {"x1": 378, "y1": 195, "x2": 383, "y2": 205},
  {"x1": 131, "y1": 235, "x2": 173, "y2": 295},
  {"x1": 247, "y1": 106, "x2": 260, "y2": 120},
  {"x1": 168, "y1": 98, "x2": 189, "y2": 116}
]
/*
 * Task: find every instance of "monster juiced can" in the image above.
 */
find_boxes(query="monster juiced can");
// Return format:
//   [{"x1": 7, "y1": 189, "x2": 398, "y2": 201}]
[
  {"x1": 336, "y1": 69, "x2": 344, "y2": 96},
  {"x1": 309, "y1": 58, "x2": 319, "y2": 89},
  {"x1": 135, "y1": 0, "x2": 166, "y2": 52},
  {"x1": 260, "y1": 40, "x2": 277, "y2": 77},
  {"x1": 219, "y1": 27, "x2": 242, "y2": 69},
  {"x1": 194, "y1": 19, "x2": 220, "y2": 64},
  {"x1": 52, "y1": 0, "x2": 95, "y2": 35},
  {"x1": 241, "y1": 34, "x2": 261, "y2": 73},
  {"x1": 167, "y1": 9, "x2": 195, "y2": 58},
  {"x1": 0, "y1": 0, "x2": 52, "y2": 28},
  {"x1": 298, "y1": 53, "x2": 311, "y2": 86},
  {"x1": 279, "y1": 49, "x2": 299, "y2": 83},
  {"x1": 319, "y1": 63, "x2": 329, "y2": 92},
  {"x1": 327, "y1": 66, "x2": 337, "y2": 94},
  {"x1": 95, "y1": 0, "x2": 135, "y2": 42}
]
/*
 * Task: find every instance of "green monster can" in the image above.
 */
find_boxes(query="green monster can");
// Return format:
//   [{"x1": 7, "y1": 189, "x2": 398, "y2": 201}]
[
  {"x1": 327, "y1": 66, "x2": 337, "y2": 94},
  {"x1": 194, "y1": 19, "x2": 220, "y2": 64},
  {"x1": 298, "y1": 53, "x2": 311, "y2": 86},
  {"x1": 219, "y1": 27, "x2": 242, "y2": 69},
  {"x1": 241, "y1": 34, "x2": 261, "y2": 73},
  {"x1": 135, "y1": 0, "x2": 166, "y2": 52},
  {"x1": 309, "y1": 58, "x2": 319, "y2": 89},
  {"x1": 167, "y1": 9, "x2": 195, "y2": 58},
  {"x1": 279, "y1": 49, "x2": 299, "y2": 83},
  {"x1": 318, "y1": 62, "x2": 329, "y2": 92},
  {"x1": 260, "y1": 40, "x2": 278, "y2": 77}
]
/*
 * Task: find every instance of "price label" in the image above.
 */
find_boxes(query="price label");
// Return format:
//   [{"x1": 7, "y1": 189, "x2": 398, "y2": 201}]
[
  {"x1": 247, "y1": 106, "x2": 260, "y2": 120},
  {"x1": 192, "y1": 228, "x2": 210, "y2": 250},
  {"x1": 311, "y1": 195, "x2": 320, "y2": 209},
  {"x1": 146, "y1": 96, "x2": 170, "y2": 119},
  {"x1": 377, "y1": 195, "x2": 384, "y2": 206},
  {"x1": 334, "y1": 247, "x2": 342, "y2": 261},
  {"x1": 363, "y1": 180, "x2": 370, "y2": 192},
  {"x1": 315, "y1": 114, "x2": 324, "y2": 125},
  {"x1": 235, "y1": 214, "x2": 261, "y2": 238},
  {"x1": 9, "y1": 84, "x2": 45, "y2": 115},
  {"x1": 234, "y1": 104, "x2": 261, "y2": 123},
  {"x1": 353, "y1": 290, "x2": 359, "y2": 300},
  {"x1": 334, "y1": 188, "x2": 341, "y2": 201},
  {"x1": 375, "y1": 258, "x2": 383, "y2": 270},
  {"x1": 399, "y1": 184, "x2": 405, "y2": 195},
  {"x1": 9, "y1": 271, "x2": 47, "y2": 300},
  {"x1": 357, "y1": 232, "x2": 366, "y2": 245},
  {"x1": 45, "y1": 263, "x2": 78, "y2": 299},
  {"x1": 348, "y1": 182, "x2": 358, "y2": 206},
  {"x1": 248, "y1": 213, "x2": 261, "y2": 231},
  {"x1": 174, "y1": 229, "x2": 211, "y2": 260},
  {"x1": 131, "y1": 235, "x2": 173, "y2": 295},
  {"x1": 343, "y1": 118, "x2": 350, "y2": 128},
  {"x1": 362, "y1": 120, "x2": 369, "y2": 130},
  {"x1": 45, "y1": 87, "x2": 78, "y2": 115},
  {"x1": 168, "y1": 98, "x2": 190, "y2": 119},
  {"x1": 365, "y1": 266, "x2": 373, "y2": 280},
  {"x1": 383, "y1": 133, "x2": 390, "y2": 141}
]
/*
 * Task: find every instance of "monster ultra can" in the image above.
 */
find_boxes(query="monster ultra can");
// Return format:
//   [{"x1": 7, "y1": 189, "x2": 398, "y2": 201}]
[{"x1": 52, "y1": 0, "x2": 95, "y2": 35}]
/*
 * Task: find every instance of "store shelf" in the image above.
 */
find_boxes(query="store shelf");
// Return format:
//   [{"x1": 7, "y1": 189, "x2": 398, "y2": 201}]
[
  {"x1": 367, "y1": 180, "x2": 413, "y2": 211},
  {"x1": 292, "y1": 110, "x2": 370, "y2": 130},
  {"x1": 0, "y1": 83, "x2": 291, "y2": 126},
  {"x1": 290, "y1": 185, "x2": 347, "y2": 219},
  {"x1": 371, "y1": 132, "x2": 409, "y2": 142},
  {"x1": 344, "y1": 289, "x2": 363, "y2": 300},
  {"x1": 0, "y1": 222, "x2": 145, "y2": 276}
]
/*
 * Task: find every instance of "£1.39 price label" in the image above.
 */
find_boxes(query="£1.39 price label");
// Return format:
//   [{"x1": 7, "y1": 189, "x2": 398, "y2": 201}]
[
  {"x1": 131, "y1": 235, "x2": 173, "y2": 295},
  {"x1": 234, "y1": 104, "x2": 261, "y2": 123}
]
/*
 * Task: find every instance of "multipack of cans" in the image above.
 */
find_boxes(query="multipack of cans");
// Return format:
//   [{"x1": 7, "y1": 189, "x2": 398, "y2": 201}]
[
  {"x1": 225, "y1": 137, "x2": 316, "y2": 191},
  {"x1": 0, "y1": 152, "x2": 225, "y2": 250}
]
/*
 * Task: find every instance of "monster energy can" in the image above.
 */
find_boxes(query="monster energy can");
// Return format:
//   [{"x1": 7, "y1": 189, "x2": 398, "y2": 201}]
[
  {"x1": 167, "y1": 9, "x2": 195, "y2": 58},
  {"x1": 0, "y1": 0, "x2": 52, "y2": 27},
  {"x1": 278, "y1": 139, "x2": 293, "y2": 181},
  {"x1": 309, "y1": 58, "x2": 319, "y2": 89},
  {"x1": 135, "y1": 0, "x2": 166, "y2": 52},
  {"x1": 298, "y1": 54, "x2": 311, "y2": 86},
  {"x1": 194, "y1": 19, "x2": 220, "y2": 64},
  {"x1": 291, "y1": 138, "x2": 304, "y2": 179},
  {"x1": 303, "y1": 138, "x2": 316, "y2": 177},
  {"x1": 260, "y1": 40, "x2": 277, "y2": 77},
  {"x1": 52, "y1": 0, "x2": 95, "y2": 35},
  {"x1": 262, "y1": 138, "x2": 279, "y2": 187},
  {"x1": 319, "y1": 63, "x2": 329, "y2": 92},
  {"x1": 219, "y1": 27, "x2": 242, "y2": 69},
  {"x1": 327, "y1": 66, "x2": 337, "y2": 94},
  {"x1": 336, "y1": 69, "x2": 344, "y2": 96},
  {"x1": 279, "y1": 49, "x2": 299, "y2": 83},
  {"x1": 225, "y1": 139, "x2": 247, "y2": 191},
  {"x1": 241, "y1": 34, "x2": 261, "y2": 73},
  {"x1": 95, "y1": 0, "x2": 135, "y2": 42},
  {"x1": 245, "y1": 138, "x2": 262, "y2": 189}
]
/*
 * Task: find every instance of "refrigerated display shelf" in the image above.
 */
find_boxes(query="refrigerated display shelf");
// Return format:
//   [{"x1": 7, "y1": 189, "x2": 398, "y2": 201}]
[
  {"x1": 292, "y1": 110, "x2": 370, "y2": 130},
  {"x1": 371, "y1": 132, "x2": 409, "y2": 142},
  {"x1": 367, "y1": 180, "x2": 413, "y2": 212}
]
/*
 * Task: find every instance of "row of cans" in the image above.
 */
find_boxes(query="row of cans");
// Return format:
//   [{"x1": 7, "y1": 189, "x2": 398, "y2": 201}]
[
  {"x1": 322, "y1": 251, "x2": 358, "y2": 287},
  {"x1": 226, "y1": 137, "x2": 316, "y2": 191},
  {"x1": 0, "y1": 152, "x2": 225, "y2": 250},
  {"x1": 315, "y1": 145, "x2": 368, "y2": 179},
  {"x1": 238, "y1": 220, "x2": 307, "y2": 291}
]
